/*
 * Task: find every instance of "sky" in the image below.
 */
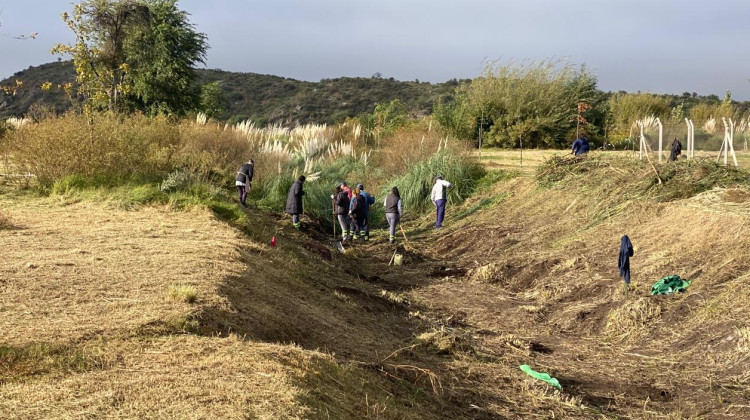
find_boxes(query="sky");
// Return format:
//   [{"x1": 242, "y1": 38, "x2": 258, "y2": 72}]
[{"x1": 1, "y1": 0, "x2": 749, "y2": 98}]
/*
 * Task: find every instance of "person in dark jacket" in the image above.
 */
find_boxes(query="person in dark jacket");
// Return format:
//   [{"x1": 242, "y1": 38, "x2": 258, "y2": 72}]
[
  {"x1": 384, "y1": 187, "x2": 403, "y2": 244},
  {"x1": 235, "y1": 159, "x2": 254, "y2": 207},
  {"x1": 355, "y1": 183, "x2": 375, "y2": 241},
  {"x1": 285, "y1": 175, "x2": 305, "y2": 229},
  {"x1": 668, "y1": 138, "x2": 683, "y2": 162},
  {"x1": 618, "y1": 234, "x2": 634, "y2": 298},
  {"x1": 571, "y1": 135, "x2": 590, "y2": 156},
  {"x1": 333, "y1": 184, "x2": 351, "y2": 240},
  {"x1": 349, "y1": 187, "x2": 367, "y2": 241}
]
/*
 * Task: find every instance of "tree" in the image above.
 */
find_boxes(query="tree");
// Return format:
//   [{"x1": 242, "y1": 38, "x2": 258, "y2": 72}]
[
  {"x1": 126, "y1": 0, "x2": 208, "y2": 115},
  {"x1": 462, "y1": 59, "x2": 600, "y2": 148},
  {"x1": 199, "y1": 81, "x2": 226, "y2": 119},
  {"x1": 52, "y1": 0, "x2": 207, "y2": 115}
]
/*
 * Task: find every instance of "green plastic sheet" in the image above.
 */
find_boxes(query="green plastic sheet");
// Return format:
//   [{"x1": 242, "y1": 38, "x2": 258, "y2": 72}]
[
  {"x1": 650, "y1": 275, "x2": 691, "y2": 295},
  {"x1": 519, "y1": 364, "x2": 562, "y2": 390}
]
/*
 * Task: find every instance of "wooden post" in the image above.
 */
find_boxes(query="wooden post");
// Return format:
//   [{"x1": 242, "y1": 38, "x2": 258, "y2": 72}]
[
  {"x1": 519, "y1": 133, "x2": 523, "y2": 166},
  {"x1": 656, "y1": 118, "x2": 663, "y2": 163}
]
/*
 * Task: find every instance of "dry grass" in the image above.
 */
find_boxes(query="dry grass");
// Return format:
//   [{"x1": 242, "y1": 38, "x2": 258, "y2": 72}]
[
  {"x1": 401, "y1": 154, "x2": 750, "y2": 418},
  {"x1": 0, "y1": 210, "x2": 12, "y2": 229},
  {"x1": 0, "y1": 199, "x2": 243, "y2": 345},
  {"x1": 0, "y1": 194, "x2": 461, "y2": 419}
]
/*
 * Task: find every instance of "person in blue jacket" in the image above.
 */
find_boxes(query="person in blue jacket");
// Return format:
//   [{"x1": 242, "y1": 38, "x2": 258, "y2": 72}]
[
  {"x1": 571, "y1": 135, "x2": 590, "y2": 156},
  {"x1": 349, "y1": 183, "x2": 375, "y2": 241}
]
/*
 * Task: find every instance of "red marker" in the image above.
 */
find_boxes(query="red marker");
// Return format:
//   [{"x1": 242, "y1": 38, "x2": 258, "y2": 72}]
[{"x1": 270, "y1": 236, "x2": 277, "y2": 247}]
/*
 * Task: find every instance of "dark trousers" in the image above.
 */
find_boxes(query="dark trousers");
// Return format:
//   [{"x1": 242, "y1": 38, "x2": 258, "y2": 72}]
[
  {"x1": 435, "y1": 199, "x2": 446, "y2": 228},
  {"x1": 237, "y1": 186, "x2": 247, "y2": 205},
  {"x1": 353, "y1": 217, "x2": 366, "y2": 236}
]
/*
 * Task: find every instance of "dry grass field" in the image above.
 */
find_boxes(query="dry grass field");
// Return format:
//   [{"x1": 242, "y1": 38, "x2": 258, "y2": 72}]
[
  {"x1": 473, "y1": 148, "x2": 750, "y2": 175},
  {"x1": 2, "y1": 151, "x2": 749, "y2": 418}
]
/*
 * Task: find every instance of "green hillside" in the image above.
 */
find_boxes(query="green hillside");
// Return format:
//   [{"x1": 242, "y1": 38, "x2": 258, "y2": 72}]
[{"x1": 0, "y1": 61, "x2": 463, "y2": 125}]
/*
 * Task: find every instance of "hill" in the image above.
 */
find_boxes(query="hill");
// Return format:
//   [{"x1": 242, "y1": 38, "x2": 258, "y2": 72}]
[{"x1": 0, "y1": 61, "x2": 463, "y2": 125}]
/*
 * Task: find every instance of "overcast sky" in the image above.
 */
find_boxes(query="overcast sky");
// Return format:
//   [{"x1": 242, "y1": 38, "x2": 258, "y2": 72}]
[{"x1": 1, "y1": 0, "x2": 749, "y2": 98}]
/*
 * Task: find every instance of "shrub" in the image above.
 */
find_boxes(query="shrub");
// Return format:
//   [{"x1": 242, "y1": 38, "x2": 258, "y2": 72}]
[
  {"x1": 11, "y1": 112, "x2": 178, "y2": 185},
  {"x1": 382, "y1": 150, "x2": 485, "y2": 214}
]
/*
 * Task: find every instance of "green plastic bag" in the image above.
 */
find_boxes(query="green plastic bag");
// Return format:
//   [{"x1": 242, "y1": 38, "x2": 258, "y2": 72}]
[
  {"x1": 519, "y1": 364, "x2": 562, "y2": 390},
  {"x1": 650, "y1": 275, "x2": 691, "y2": 295}
]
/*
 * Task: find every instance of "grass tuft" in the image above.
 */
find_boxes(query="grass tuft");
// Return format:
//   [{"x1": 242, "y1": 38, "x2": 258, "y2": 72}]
[{"x1": 168, "y1": 284, "x2": 198, "y2": 304}]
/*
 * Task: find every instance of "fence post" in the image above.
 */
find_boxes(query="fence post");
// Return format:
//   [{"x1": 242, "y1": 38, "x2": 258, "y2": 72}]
[
  {"x1": 689, "y1": 119, "x2": 695, "y2": 158},
  {"x1": 638, "y1": 121, "x2": 645, "y2": 160},
  {"x1": 729, "y1": 118, "x2": 738, "y2": 167},
  {"x1": 656, "y1": 118, "x2": 663, "y2": 163},
  {"x1": 684, "y1": 118, "x2": 691, "y2": 159}
]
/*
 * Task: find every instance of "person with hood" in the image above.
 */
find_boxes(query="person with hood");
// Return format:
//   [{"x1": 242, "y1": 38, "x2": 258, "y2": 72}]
[
  {"x1": 333, "y1": 184, "x2": 351, "y2": 241},
  {"x1": 431, "y1": 176, "x2": 453, "y2": 229},
  {"x1": 354, "y1": 183, "x2": 375, "y2": 241},
  {"x1": 285, "y1": 175, "x2": 305, "y2": 229},
  {"x1": 669, "y1": 138, "x2": 683, "y2": 162},
  {"x1": 349, "y1": 187, "x2": 367, "y2": 241},
  {"x1": 571, "y1": 135, "x2": 590, "y2": 156},
  {"x1": 384, "y1": 187, "x2": 403, "y2": 244},
  {"x1": 235, "y1": 159, "x2": 254, "y2": 207}
]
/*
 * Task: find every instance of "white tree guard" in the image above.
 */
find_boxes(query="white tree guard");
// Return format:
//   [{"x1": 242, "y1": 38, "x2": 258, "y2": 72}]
[{"x1": 656, "y1": 118, "x2": 663, "y2": 162}]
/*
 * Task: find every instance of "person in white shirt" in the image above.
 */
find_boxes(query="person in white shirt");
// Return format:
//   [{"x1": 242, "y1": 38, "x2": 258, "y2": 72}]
[{"x1": 430, "y1": 176, "x2": 453, "y2": 229}]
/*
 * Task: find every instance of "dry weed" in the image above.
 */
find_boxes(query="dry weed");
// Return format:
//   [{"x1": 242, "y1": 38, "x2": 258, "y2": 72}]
[{"x1": 605, "y1": 297, "x2": 663, "y2": 341}]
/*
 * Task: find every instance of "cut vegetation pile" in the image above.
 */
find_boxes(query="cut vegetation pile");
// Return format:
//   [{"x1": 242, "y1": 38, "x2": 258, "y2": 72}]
[{"x1": 408, "y1": 154, "x2": 750, "y2": 418}]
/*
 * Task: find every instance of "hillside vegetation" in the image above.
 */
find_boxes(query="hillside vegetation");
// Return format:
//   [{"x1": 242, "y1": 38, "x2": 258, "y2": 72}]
[{"x1": 0, "y1": 61, "x2": 462, "y2": 125}]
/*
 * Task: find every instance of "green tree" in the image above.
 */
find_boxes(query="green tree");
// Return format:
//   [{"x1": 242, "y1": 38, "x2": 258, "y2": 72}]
[
  {"x1": 433, "y1": 95, "x2": 473, "y2": 140},
  {"x1": 607, "y1": 93, "x2": 670, "y2": 137},
  {"x1": 199, "y1": 81, "x2": 226, "y2": 119},
  {"x1": 52, "y1": 0, "x2": 207, "y2": 115},
  {"x1": 126, "y1": 0, "x2": 208, "y2": 115},
  {"x1": 462, "y1": 59, "x2": 600, "y2": 148}
]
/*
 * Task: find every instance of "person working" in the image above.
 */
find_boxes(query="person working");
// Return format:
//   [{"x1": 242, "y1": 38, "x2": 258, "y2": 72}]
[
  {"x1": 571, "y1": 135, "x2": 590, "y2": 156},
  {"x1": 384, "y1": 187, "x2": 403, "y2": 244},
  {"x1": 285, "y1": 175, "x2": 305, "y2": 229},
  {"x1": 431, "y1": 176, "x2": 453, "y2": 229},
  {"x1": 235, "y1": 159, "x2": 254, "y2": 207}
]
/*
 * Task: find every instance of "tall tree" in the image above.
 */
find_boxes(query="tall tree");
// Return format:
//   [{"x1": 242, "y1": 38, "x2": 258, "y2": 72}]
[
  {"x1": 53, "y1": 0, "x2": 207, "y2": 115},
  {"x1": 126, "y1": 0, "x2": 208, "y2": 115}
]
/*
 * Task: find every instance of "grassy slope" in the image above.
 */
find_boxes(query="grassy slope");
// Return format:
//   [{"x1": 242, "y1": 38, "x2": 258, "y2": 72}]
[
  {"x1": 2, "y1": 153, "x2": 749, "y2": 419},
  {"x1": 0, "y1": 193, "x2": 465, "y2": 419},
  {"x1": 396, "y1": 154, "x2": 750, "y2": 418}
]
